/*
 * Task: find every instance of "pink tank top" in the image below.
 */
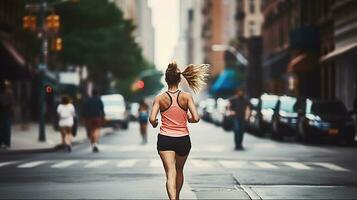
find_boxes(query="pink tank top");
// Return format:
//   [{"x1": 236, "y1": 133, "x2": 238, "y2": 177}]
[{"x1": 160, "y1": 90, "x2": 189, "y2": 137}]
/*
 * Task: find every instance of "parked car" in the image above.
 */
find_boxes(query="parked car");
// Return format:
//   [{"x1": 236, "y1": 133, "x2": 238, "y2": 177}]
[
  {"x1": 246, "y1": 98, "x2": 260, "y2": 133},
  {"x1": 101, "y1": 94, "x2": 129, "y2": 129},
  {"x1": 211, "y1": 98, "x2": 229, "y2": 126},
  {"x1": 250, "y1": 94, "x2": 279, "y2": 136},
  {"x1": 296, "y1": 99, "x2": 355, "y2": 145},
  {"x1": 271, "y1": 96, "x2": 300, "y2": 140},
  {"x1": 129, "y1": 102, "x2": 140, "y2": 121},
  {"x1": 202, "y1": 98, "x2": 216, "y2": 122}
]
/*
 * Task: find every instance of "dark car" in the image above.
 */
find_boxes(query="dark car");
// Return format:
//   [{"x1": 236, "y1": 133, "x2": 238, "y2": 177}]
[
  {"x1": 296, "y1": 99, "x2": 355, "y2": 145},
  {"x1": 249, "y1": 94, "x2": 279, "y2": 136},
  {"x1": 271, "y1": 96, "x2": 300, "y2": 140}
]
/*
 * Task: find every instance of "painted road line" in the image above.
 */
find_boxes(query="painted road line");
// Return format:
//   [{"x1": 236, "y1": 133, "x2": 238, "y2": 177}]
[
  {"x1": 190, "y1": 160, "x2": 213, "y2": 168},
  {"x1": 219, "y1": 160, "x2": 248, "y2": 168},
  {"x1": 18, "y1": 161, "x2": 48, "y2": 168},
  {"x1": 150, "y1": 159, "x2": 162, "y2": 167},
  {"x1": 84, "y1": 160, "x2": 109, "y2": 168},
  {"x1": 283, "y1": 162, "x2": 312, "y2": 170},
  {"x1": 239, "y1": 185, "x2": 262, "y2": 200},
  {"x1": 253, "y1": 161, "x2": 278, "y2": 169},
  {"x1": 0, "y1": 161, "x2": 17, "y2": 167},
  {"x1": 117, "y1": 159, "x2": 137, "y2": 168},
  {"x1": 312, "y1": 162, "x2": 350, "y2": 172},
  {"x1": 51, "y1": 160, "x2": 79, "y2": 168}
]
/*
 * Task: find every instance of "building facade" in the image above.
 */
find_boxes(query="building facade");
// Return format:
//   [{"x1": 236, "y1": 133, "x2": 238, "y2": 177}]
[
  {"x1": 321, "y1": 0, "x2": 357, "y2": 110},
  {"x1": 114, "y1": 0, "x2": 155, "y2": 64}
]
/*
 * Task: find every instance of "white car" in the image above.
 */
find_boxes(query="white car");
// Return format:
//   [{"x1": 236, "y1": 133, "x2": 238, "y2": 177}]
[{"x1": 101, "y1": 94, "x2": 129, "y2": 129}]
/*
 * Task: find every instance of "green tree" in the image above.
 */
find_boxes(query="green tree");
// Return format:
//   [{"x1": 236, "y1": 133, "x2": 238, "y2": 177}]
[{"x1": 56, "y1": 0, "x2": 149, "y2": 87}]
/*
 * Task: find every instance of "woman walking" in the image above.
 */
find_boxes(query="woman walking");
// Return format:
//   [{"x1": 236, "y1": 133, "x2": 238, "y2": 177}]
[
  {"x1": 138, "y1": 100, "x2": 149, "y2": 144},
  {"x1": 149, "y1": 62, "x2": 209, "y2": 200},
  {"x1": 57, "y1": 96, "x2": 76, "y2": 152}
]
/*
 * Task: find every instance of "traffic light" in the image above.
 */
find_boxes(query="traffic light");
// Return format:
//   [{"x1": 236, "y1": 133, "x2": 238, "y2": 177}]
[
  {"x1": 23, "y1": 15, "x2": 37, "y2": 31},
  {"x1": 46, "y1": 13, "x2": 60, "y2": 32},
  {"x1": 136, "y1": 80, "x2": 145, "y2": 89},
  {"x1": 45, "y1": 85, "x2": 54, "y2": 94},
  {"x1": 131, "y1": 80, "x2": 145, "y2": 91},
  {"x1": 51, "y1": 37, "x2": 62, "y2": 51}
]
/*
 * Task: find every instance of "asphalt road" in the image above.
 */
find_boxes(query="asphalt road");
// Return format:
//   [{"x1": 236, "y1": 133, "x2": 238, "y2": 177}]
[{"x1": 1, "y1": 121, "x2": 357, "y2": 199}]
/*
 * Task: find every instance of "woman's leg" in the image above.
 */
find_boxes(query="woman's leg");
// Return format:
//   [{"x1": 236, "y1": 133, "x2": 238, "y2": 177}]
[
  {"x1": 140, "y1": 123, "x2": 148, "y2": 143},
  {"x1": 59, "y1": 127, "x2": 66, "y2": 146},
  {"x1": 159, "y1": 151, "x2": 177, "y2": 200},
  {"x1": 175, "y1": 154, "x2": 189, "y2": 199},
  {"x1": 66, "y1": 127, "x2": 72, "y2": 146}
]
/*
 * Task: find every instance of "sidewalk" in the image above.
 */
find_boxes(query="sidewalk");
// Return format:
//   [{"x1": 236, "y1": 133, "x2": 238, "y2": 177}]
[{"x1": 0, "y1": 123, "x2": 90, "y2": 153}]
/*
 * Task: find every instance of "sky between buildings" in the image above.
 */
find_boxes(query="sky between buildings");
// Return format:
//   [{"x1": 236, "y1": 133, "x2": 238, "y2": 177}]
[{"x1": 148, "y1": 0, "x2": 179, "y2": 70}]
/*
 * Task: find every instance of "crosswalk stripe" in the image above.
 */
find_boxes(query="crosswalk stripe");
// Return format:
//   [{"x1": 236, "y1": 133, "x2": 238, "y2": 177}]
[
  {"x1": 150, "y1": 159, "x2": 162, "y2": 167},
  {"x1": 51, "y1": 160, "x2": 79, "y2": 168},
  {"x1": 190, "y1": 160, "x2": 213, "y2": 168},
  {"x1": 312, "y1": 162, "x2": 350, "y2": 172},
  {"x1": 84, "y1": 160, "x2": 109, "y2": 168},
  {"x1": 283, "y1": 162, "x2": 312, "y2": 170},
  {"x1": 219, "y1": 160, "x2": 248, "y2": 168},
  {"x1": 117, "y1": 159, "x2": 137, "y2": 168},
  {"x1": 18, "y1": 161, "x2": 47, "y2": 168},
  {"x1": 253, "y1": 161, "x2": 278, "y2": 169},
  {"x1": 0, "y1": 161, "x2": 16, "y2": 167}
]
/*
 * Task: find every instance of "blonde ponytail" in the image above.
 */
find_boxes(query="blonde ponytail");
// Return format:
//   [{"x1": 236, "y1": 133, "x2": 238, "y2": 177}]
[{"x1": 181, "y1": 64, "x2": 210, "y2": 93}]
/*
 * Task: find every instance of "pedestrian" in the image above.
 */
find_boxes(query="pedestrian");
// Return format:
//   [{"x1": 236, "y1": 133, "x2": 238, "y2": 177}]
[
  {"x1": 57, "y1": 95, "x2": 76, "y2": 152},
  {"x1": 138, "y1": 99, "x2": 149, "y2": 144},
  {"x1": 228, "y1": 88, "x2": 251, "y2": 150},
  {"x1": 0, "y1": 81, "x2": 14, "y2": 149},
  {"x1": 149, "y1": 62, "x2": 209, "y2": 200},
  {"x1": 82, "y1": 89, "x2": 105, "y2": 153}
]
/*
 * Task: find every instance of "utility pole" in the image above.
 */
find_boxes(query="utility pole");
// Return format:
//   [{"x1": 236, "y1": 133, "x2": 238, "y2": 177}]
[{"x1": 38, "y1": 0, "x2": 48, "y2": 142}]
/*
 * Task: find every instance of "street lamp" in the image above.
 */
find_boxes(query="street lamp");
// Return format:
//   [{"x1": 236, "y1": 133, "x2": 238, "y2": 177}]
[{"x1": 211, "y1": 44, "x2": 248, "y2": 66}]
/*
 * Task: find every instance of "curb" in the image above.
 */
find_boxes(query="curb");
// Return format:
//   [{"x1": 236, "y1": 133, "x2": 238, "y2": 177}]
[{"x1": 0, "y1": 128, "x2": 114, "y2": 155}]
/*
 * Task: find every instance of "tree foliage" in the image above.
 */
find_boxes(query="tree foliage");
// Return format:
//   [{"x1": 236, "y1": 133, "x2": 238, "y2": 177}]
[{"x1": 56, "y1": 0, "x2": 149, "y2": 82}]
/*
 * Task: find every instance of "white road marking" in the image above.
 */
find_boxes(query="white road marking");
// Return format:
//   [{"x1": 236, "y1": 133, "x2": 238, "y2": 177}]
[
  {"x1": 0, "y1": 161, "x2": 17, "y2": 167},
  {"x1": 51, "y1": 160, "x2": 79, "y2": 168},
  {"x1": 84, "y1": 160, "x2": 109, "y2": 168},
  {"x1": 18, "y1": 161, "x2": 47, "y2": 168},
  {"x1": 219, "y1": 160, "x2": 248, "y2": 168},
  {"x1": 283, "y1": 162, "x2": 312, "y2": 170},
  {"x1": 190, "y1": 160, "x2": 213, "y2": 168},
  {"x1": 312, "y1": 162, "x2": 350, "y2": 172},
  {"x1": 253, "y1": 161, "x2": 278, "y2": 169},
  {"x1": 149, "y1": 159, "x2": 162, "y2": 167},
  {"x1": 117, "y1": 159, "x2": 137, "y2": 168},
  {"x1": 239, "y1": 185, "x2": 262, "y2": 200}
]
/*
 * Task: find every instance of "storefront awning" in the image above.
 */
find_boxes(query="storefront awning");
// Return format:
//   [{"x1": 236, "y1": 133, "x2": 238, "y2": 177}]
[
  {"x1": 320, "y1": 42, "x2": 357, "y2": 62},
  {"x1": 0, "y1": 39, "x2": 27, "y2": 80},
  {"x1": 287, "y1": 53, "x2": 316, "y2": 73},
  {"x1": 211, "y1": 69, "x2": 241, "y2": 93}
]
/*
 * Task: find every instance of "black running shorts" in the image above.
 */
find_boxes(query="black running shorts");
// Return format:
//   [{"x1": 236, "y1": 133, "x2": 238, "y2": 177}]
[{"x1": 157, "y1": 134, "x2": 191, "y2": 156}]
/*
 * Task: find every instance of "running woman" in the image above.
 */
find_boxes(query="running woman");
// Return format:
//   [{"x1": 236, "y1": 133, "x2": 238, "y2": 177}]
[
  {"x1": 138, "y1": 99, "x2": 149, "y2": 144},
  {"x1": 149, "y1": 62, "x2": 209, "y2": 200}
]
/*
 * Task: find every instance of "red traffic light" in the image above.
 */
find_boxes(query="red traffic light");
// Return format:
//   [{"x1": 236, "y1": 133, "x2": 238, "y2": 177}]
[
  {"x1": 45, "y1": 85, "x2": 53, "y2": 94},
  {"x1": 136, "y1": 80, "x2": 145, "y2": 89}
]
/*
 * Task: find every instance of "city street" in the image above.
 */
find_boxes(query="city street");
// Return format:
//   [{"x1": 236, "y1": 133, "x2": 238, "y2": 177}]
[{"x1": 1, "y1": 121, "x2": 357, "y2": 199}]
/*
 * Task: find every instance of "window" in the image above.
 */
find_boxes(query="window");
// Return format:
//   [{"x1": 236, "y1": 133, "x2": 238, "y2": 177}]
[
  {"x1": 249, "y1": 21, "x2": 255, "y2": 35},
  {"x1": 249, "y1": 0, "x2": 255, "y2": 13}
]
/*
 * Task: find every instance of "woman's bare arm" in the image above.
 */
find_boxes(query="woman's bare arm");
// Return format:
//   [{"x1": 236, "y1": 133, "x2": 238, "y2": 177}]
[
  {"x1": 149, "y1": 96, "x2": 160, "y2": 128},
  {"x1": 187, "y1": 94, "x2": 200, "y2": 123}
]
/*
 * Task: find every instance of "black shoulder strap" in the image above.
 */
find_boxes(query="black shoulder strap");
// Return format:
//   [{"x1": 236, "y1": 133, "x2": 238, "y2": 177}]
[{"x1": 160, "y1": 92, "x2": 172, "y2": 112}]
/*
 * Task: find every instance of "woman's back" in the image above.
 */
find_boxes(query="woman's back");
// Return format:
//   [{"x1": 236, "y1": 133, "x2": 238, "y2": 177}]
[{"x1": 159, "y1": 90, "x2": 189, "y2": 136}]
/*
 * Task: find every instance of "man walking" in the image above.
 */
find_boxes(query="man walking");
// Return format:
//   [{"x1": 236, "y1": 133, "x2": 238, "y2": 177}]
[
  {"x1": 228, "y1": 88, "x2": 251, "y2": 150},
  {"x1": 82, "y1": 89, "x2": 105, "y2": 152}
]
